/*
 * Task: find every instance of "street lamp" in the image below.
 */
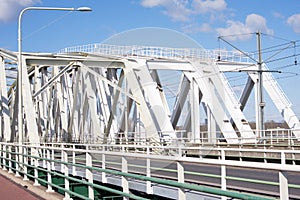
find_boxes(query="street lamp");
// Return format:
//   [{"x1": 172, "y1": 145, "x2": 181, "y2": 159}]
[{"x1": 17, "y1": 6, "x2": 92, "y2": 144}]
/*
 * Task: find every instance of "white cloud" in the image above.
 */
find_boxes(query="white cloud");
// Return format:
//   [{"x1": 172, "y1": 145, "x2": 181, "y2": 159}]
[
  {"x1": 141, "y1": 0, "x2": 192, "y2": 22},
  {"x1": 198, "y1": 23, "x2": 212, "y2": 32},
  {"x1": 140, "y1": 0, "x2": 227, "y2": 22},
  {"x1": 0, "y1": 0, "x2": 41, "y2": 23},
  {"x1": 272, "y1": 11, "x2": 284, "y2": 19},
  {"x1": 140, "y1": 0, "x2": 169, "y2": 7},
  {"x1": 182, "y1": 23, "x2": 212, "y2": 33},
  {"x1": 216, "y1": 20, "x2": 251, "y2": 40},
  {"x1": 287, "y1": 14, "x2": 300, "y2": 33},
  {"x1": 216, "y1": 14, "x2": 273, "y2": 41},
  {"x1": 192, "y1": 0, "x2": 227, "y2": 14}
]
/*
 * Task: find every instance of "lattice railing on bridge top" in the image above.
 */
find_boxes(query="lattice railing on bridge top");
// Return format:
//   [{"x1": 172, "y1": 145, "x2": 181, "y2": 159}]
[{"x1": 59, "y1": 43, "x2": 252, "y2": 63}]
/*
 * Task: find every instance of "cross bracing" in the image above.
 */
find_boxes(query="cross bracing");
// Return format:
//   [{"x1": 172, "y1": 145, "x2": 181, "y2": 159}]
[{"x1": 0, "y1": 44, "x2": 299, "y2": 144}]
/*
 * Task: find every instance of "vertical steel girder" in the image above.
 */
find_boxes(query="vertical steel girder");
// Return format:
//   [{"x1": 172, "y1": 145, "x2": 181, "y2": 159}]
[
  {"x1": 185, "y1": 59, "x2": 256, "y2": 143},
  {"x1": 213, "y1": 63, "x2": 255, "y2": 142},
  {"x1": 20, "y1": 57, "x2": 40, "y2": 144},
  {"x1": 239, "y1": 77, "x2": 255, "y2": 111},
  {"x1": 104, "y1": 70, "x2": 124, "y2": 142},
  {"x1": 248, "y1": 63, "x2": 300, "y2": 138},
  {"x1": 218, "y1": 62, "x2": 300, "y2": 138},
  {"x1": 0, "y1": 57, "x2": 11, "y2": 141},
  {"x1": 150, "y1": 70, "x2": 171, "y2": 118},
  {"x1": 123, "y1": 59, "x2": 176, "y2": 142},
  {"x1": 171, "y1": 75, "x2": 190, "y2": 128}
]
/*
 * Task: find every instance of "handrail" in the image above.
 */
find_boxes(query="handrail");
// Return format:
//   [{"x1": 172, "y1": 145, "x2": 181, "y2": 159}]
[
  {"x1": 40, "y1": 127, "x2": 300, "y2": 146},
  {"x1": 35, "y1": 142, "x2": 300, "y2": 155},
  {"x1": 0, "y1": 142, "x2": 298, "y2": 199},
  {"x1": 58, "y1": 43, "x2": 251, "y2": 63},
  {"x1": 0, "y1": 143, "x2": 275, "y2": 200}
]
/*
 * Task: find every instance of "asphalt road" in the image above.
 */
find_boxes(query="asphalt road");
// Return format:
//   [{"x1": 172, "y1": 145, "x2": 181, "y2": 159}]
[{"x1": 100, "y1": 155, "x2": 300, "y2": 199}]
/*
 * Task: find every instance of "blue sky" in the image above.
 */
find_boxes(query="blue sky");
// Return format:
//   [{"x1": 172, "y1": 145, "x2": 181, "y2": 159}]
[
  {"x1": 1, "y1": 0, "x2": 300, "y2": 121},
  {"x1": 1, "y1": 0, "x2": 300, "y2": 51}
]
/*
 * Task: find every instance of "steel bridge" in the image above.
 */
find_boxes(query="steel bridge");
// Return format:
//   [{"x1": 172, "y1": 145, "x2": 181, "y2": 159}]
[{"x1": 0, "y1": 44, "x2": 299, "y2": 199}]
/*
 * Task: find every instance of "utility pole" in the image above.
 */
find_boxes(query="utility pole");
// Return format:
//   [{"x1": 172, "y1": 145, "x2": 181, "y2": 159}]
[
  {"x1": 219, "y1": 32, "x2": 289, "y2": 140},
  {"x1": 256, "y1": 31, "x2": 265, "y2": 138}
]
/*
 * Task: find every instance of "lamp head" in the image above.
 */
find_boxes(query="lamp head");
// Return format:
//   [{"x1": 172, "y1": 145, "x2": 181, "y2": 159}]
[{"x1": 76, "y1": 7, "x2": 92, "y2": 12}]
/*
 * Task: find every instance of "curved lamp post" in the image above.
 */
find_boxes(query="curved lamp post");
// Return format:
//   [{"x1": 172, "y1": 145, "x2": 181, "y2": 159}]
[{"x1": 17, "y1": 6, "x2": 92, "y2": 144}]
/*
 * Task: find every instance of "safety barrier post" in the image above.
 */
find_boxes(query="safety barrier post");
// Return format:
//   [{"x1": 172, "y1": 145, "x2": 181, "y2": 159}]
[
  {"x1": 264, "y1": 151, "x2": 267, "y2": 163},
  {"x1": 270, "y1": 130, "x2": 273, "y2": 147},
  {"x1": 8, "y1": 145, "x2": 12, "y2": 173},
  {"x1": 61, "y1": 143, "x2": 64, "y2": 174},
  {"x1": 288, "y1": 130, "x2": 291, "y2": 147},
  {"x1": 279, "y1": 151, "x2": 289, "y2": 200},
  {"x1": 177, "y1": 161, "x2": 185, "y2": 200},
  {"x1": 122, "y1": 156, "x2": 129, "y2": 200},
  {"x1": 46, "y1": 147, "x2": 54, "y2": 192},
  {"x1": 15, "y1": 145, "x2": 21, "y2": 176},
  {"x1": 23, "y1": 145, "x2": 29, "y2": 181},
  {"x1": 86, "y1": 145, "x2": 94, "y2": 199},
  {"x1": 276, "y1": 129, "x2": 279, "y2": 143},
  {"x1": 51, "y1": 143, "x2": 55, "y2": 170},
  {"x1": 102, "y1": 153, "x2": 107, "y2": 183},
  {"x1": 72, "y1": 144, "x2": 76, "y2": 176},
  {"x1": 29, "y1": 146, "x2": 33, "y2": 173},
  {"x1": 146, "y1": 147, "x2": 153, "y2": 194},
  {"x1": 1, "y1": 144, "x2": 4, "y2": 168},
  {"x1": 42, "y1": 147, "x2": 46, "y2": 168},
  {"x1": 292, "y1": 152, "x2": 296, "y2": 165},
  {"x1": 33, "y1": 146, "x2": 40, "y2": 186},
  {"x1": 221, "y1": 149, "x2": 227, "y2": 200},
  {"x1": 62, "y1": 145, "x2": 70, "y2": 200},
  {"x1": 279, "y1": 171, "x2": 289, "y2": 200},
  {"x1": 281, "y1": 152, "x2": 286, "y2": 165},
  {"x1": 2, "y1": 143, "x2": 7, "y2": 170}
]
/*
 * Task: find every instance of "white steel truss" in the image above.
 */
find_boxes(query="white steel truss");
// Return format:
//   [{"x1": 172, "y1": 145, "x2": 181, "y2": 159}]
[{"x1": 0, "y1": 44, "x2": 299, "y2": 144}]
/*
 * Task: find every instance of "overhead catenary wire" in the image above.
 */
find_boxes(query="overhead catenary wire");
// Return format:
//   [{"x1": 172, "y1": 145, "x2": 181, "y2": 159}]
[
  {"x1": 218, "y1": 32, "x2": 299, "y2": 74},
  {"x1": 218, "y1": 33, "x2": 257, "y2": 63},
  {"x1": 264, "y1": 52, "x2": 300, "y2": 64},
  {"x1": 23, "y1": 11, "x2": 73, "y2": 40},
  {"x1": 218, "y1": 31, "x2": 300, "y2": 110},
  {"x1": 218, "y1": 44, "x2": 299, "y2": 64},
  {"x1": 261, "y1": 32, "x2": 297, "y2": 42},
  {"x1": 219, "y1": 32, "x2": 300, "y2": 59},
  {"x1": 252, "y1": 42, "x2": 299, "y2": 58},
  {"x1": 274, "y1": 62, "x2": 299, "y2": 70},
  {"x1": 273, "y1": 72, "x2": 299, "y2": 80}
]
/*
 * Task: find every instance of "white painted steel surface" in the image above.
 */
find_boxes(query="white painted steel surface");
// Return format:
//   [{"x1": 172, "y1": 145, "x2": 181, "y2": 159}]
[{"x1": 0, "y1": 44, "x2": 299, "y2": 144}]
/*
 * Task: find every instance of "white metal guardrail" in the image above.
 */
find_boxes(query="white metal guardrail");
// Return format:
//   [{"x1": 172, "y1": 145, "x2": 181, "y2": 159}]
[
  {"x1": 58, "y1": 43, "x2": 252, "y2": 63},
  {"x1": 44, "y1": 128, "x2": 300, "y2": 148},
  {"x1": 0, "y1": 142, "x2": 299, "y2": 199},
  {"x1": 72, "y1": 127, "x2": 300, "y2": 148}
]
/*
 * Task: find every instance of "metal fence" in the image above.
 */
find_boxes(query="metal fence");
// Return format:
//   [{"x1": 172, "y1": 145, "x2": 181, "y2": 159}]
[
  {"x1": 0, "y1": 142, "x2": 299, "y2": 199},
  {"x1": 58, "y1": 43, "x2": 252, "y2": 63}
]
